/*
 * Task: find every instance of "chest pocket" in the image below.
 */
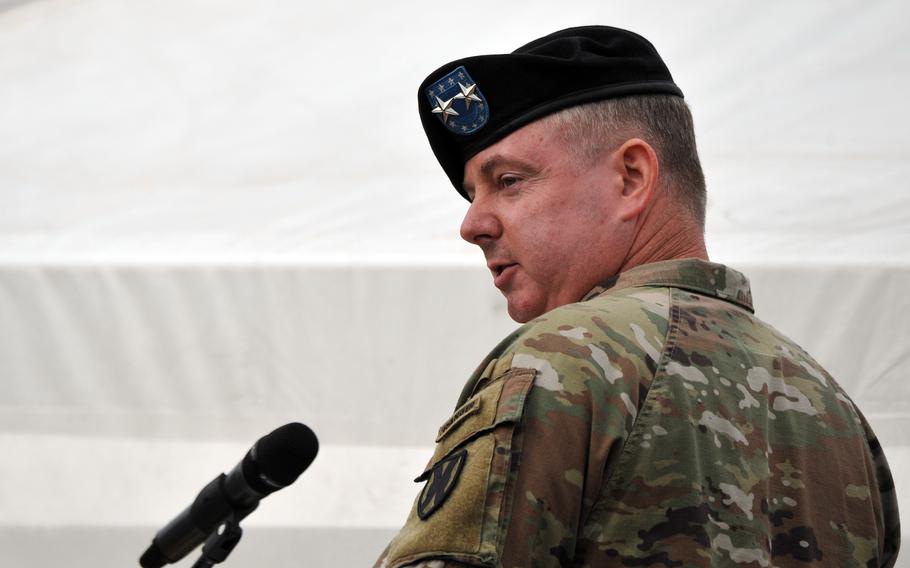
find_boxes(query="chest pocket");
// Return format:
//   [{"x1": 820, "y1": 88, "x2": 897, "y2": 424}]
[{"x1": 385, "y1": 367, "x2": 536, "y2": 568}]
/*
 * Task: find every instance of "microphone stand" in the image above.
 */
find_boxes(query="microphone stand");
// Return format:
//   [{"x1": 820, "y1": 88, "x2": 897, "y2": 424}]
[{"x1": 190, "y1": 504, "x2": 256, "y2": 568}]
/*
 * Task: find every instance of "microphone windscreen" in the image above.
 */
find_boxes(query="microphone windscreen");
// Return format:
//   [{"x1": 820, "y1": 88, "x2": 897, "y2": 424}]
[{"x1": 244, "y1": 422, "x2": 319, "y2": 494}]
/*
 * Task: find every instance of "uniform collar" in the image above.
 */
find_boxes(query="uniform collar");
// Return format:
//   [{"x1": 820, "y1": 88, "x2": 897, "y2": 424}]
[{"x1": 581, "y1": 258, "x2": 754, "y2": 313}]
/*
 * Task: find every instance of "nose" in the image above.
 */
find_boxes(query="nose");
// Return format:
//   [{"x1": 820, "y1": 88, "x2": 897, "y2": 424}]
[{"x1": 460, "y1": 196, "x2": 502, "y2": 245}]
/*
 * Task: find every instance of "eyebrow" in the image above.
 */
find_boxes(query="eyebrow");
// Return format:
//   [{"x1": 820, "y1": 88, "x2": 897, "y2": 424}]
[
  {"x1": 480, "y1": 155, "x2": 507, "y2": 178},
  {"x1": 481, "y1": 154, "x2": 539, "y2": 177}
]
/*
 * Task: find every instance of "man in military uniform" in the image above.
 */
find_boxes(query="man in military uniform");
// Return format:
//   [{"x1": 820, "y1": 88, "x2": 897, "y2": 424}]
[{"x1": 375, "y1": 26, "x2": 900, "y2": 567}]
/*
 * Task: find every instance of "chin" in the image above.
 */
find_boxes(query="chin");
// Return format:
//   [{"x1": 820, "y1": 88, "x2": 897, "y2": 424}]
[{"x1": 506, "y1": 296, "x2": 546, "y2": 324}]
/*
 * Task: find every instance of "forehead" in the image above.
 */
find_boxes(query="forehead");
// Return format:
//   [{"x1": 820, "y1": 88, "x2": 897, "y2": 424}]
[
  {"x1": 463, "y1": 119, "x2": 572, "y2": 185},
  {"x1": 474, "y1": 118, "x2": 560, "y2": 161}
]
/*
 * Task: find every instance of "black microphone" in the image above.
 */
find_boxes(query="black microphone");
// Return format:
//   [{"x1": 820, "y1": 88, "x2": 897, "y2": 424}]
[{"x1": 139, "y1": 423, "x2": 319, "y2": 568}]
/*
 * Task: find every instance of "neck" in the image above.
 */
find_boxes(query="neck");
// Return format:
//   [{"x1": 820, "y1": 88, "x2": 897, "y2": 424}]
[{"x1": 618, "y1": 200, "x2": 708, "y2": 274}]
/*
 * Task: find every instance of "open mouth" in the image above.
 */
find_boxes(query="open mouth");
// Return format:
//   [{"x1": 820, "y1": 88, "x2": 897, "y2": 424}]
[
  {"x1": 491, "y1": 263, "x2": 518, "y2": 287},
  {"x1": 492, "y1": 263, "x2": 516, "y2": 277}
]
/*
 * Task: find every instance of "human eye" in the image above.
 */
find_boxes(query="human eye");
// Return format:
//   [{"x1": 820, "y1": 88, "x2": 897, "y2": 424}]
[{"x1": 499, "y1": 174, "x2": 522, "y2": 189}]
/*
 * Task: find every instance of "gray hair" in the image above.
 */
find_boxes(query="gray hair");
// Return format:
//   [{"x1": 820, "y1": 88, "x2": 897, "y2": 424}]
[{"x1": 542, "y1": 95, "x2": 707, "y2": 226}]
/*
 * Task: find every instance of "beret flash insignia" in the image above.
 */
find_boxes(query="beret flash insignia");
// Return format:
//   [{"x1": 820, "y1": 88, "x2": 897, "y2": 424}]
[{"x1": 426, "y1": 66, "x2": 488, "y2": 135}]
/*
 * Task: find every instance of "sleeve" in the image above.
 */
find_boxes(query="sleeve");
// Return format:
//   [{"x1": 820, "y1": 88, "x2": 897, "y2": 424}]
[
  {"x1": 496, "y1": 343, "x2": 645, "y2": 566},
  {"x1": 376, "y1": 367, "x2": 538, "y2": 567},
  {"x1": 375, "y1": 305, "x2": 661, "y2": 568}
]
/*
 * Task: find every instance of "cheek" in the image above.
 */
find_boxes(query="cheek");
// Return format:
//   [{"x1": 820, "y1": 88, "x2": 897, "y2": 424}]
[
  {"x1": 513, "y1": 205, "x2": 574, "y2": 251},
  {"x1": 517, "y1": 227, "x2": 572, "y2": 285},
  {"x1": 506, "y1": 193, "x2": 601, "y2": 278}
]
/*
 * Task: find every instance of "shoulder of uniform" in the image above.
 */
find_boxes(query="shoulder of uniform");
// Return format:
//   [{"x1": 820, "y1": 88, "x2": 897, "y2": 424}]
[
  {"x1": 519, "y1": 285, "x2": 671, "y2": 343},
  {"x1": 498, "y1": 286, "x2": 673, "y2": 391}
]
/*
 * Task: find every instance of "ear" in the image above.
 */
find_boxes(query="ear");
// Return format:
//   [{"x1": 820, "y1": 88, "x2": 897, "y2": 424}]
[{"x1": 613, "y1": 138, "x2": 659, "y2": 222}]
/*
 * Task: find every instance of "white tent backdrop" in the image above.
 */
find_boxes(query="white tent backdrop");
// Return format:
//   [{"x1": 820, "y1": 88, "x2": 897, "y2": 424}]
[{"x1": 0, "y1": 1, "x2": 907, "y2": 566}]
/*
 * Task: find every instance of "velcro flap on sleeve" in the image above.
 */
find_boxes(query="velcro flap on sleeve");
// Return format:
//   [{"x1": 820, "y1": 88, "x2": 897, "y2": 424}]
[
  {"x1": 386, "y1": 368, "x2": 536, "y2": 568},
  {"x1": 424, "y1": 368, "x2": 535, "y2": 475}
]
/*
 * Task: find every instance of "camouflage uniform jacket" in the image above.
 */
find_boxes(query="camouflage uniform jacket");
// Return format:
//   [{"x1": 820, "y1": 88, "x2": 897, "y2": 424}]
[{"x1": 375, "y1": 259, "x2": 900, "y2": 567}]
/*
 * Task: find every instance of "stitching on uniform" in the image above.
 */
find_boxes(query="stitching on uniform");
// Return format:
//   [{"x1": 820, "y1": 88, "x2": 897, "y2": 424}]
[
  {"x1": 641, "y1": 281, "x2": 752, "y2": 312},
  {"x1": 630, "y1": 287, "x2": 680, "y2": 455},
  {"x1": 657, "y1": 289, "x2": 683, "y2": 380},
  {"x1": 585, "y1": 287, "x2": 678, "y2": 525}
]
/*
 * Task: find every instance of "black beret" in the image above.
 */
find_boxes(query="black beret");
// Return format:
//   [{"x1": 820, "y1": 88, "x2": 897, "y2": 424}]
[{"x1": 418, "y1": 26, "x2": 683, "y2": 200}]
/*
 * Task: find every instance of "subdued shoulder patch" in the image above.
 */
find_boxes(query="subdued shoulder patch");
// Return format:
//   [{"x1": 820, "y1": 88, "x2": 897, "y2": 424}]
[{"x1": 417, "y1": 449, "x2": 468, "y2": 520}]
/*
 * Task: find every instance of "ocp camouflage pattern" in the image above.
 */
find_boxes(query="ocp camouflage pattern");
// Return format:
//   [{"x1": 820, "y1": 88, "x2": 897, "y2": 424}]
[{"x1": 375, "y1": 259, "x2": 900, "y2": 567}]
